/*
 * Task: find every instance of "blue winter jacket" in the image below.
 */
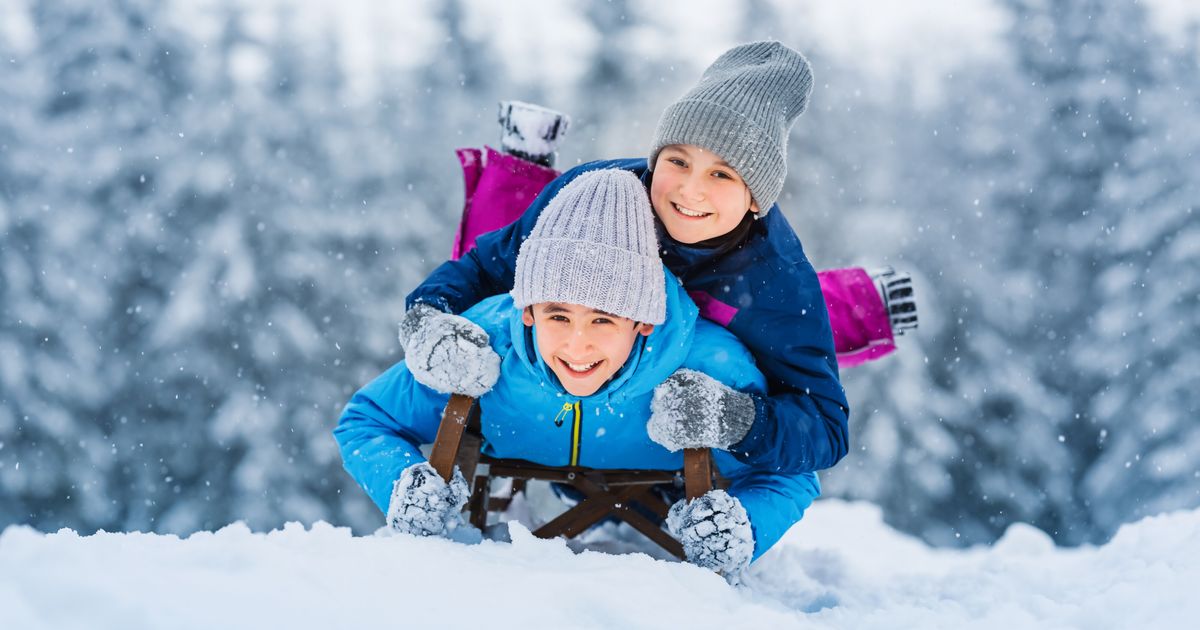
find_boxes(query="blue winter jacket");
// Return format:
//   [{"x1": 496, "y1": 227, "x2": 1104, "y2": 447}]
[
  {"x1": 336, "y1": 270, "x2": 820, "y2": 561},
  {"x1": 408, "y1": 158, "x2": 850, "y2": 473}
]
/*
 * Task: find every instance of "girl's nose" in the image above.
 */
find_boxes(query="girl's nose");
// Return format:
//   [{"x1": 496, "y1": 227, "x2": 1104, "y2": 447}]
[{"x1": 679, "y1": 172, "x2": 706, "y2": 202}]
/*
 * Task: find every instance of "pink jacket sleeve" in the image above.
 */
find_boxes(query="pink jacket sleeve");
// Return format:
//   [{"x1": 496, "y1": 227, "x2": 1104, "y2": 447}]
[{"x1": 818, "y1": 267, "x2": 896, "y2": 368}]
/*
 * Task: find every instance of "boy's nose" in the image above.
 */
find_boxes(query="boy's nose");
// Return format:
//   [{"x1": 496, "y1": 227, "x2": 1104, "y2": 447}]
[{"x1": 563, "y1": 327, "x2": 594, "y2": 353}]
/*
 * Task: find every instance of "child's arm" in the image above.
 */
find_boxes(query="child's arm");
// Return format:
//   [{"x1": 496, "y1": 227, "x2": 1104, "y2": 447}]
[
  {"x1": 333, "y1": 362, "x2": 450, "y2": 513},
  {"x1": 726, "y1": 471, "x2": 820, "y2": 562},
  {"x1": 405, "y1": 158, "x2": 641, "y2": 315},
  {"x1": 727, "y1": 292, "x2": 850, "y2": 473}
]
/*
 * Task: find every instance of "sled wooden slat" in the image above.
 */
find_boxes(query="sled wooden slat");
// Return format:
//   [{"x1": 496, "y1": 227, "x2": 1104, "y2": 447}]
[
  {"x1": 683, "y1": 448, "x2": 713, "y2": 501},
  {"x1": 614, "y1": 502, "x2": 685, "y2": 559},
  {"x1": 430, "y1": 393, "x2": 477, "y2": 482},
  {"x1": 428, "y1": 395, "x2": 717, "y2": 560}
]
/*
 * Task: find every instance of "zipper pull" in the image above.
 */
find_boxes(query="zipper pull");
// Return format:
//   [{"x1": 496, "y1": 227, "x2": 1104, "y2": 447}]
[{"x1": 552, "y1": 402, "x2": 573, "y2": 428}]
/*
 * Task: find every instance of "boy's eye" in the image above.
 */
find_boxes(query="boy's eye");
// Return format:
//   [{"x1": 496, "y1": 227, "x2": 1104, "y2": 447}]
[
  {"x1": 548, "y1": 315, "x2": 569, "y2": 323},
  {"x1": 593, "y1": 318, "x2": 614, "y2": 325}
]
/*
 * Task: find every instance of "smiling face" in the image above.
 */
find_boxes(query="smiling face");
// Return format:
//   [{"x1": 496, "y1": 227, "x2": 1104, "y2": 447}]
[
  {"x1": 523, "y1": 303, "x2": 655, "y2": 397},
  {"x1": 650, "y1": 144, "x2": 760, "y2": 244}
]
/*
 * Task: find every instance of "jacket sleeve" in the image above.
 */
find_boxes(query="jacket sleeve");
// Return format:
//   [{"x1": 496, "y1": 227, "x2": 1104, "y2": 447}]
[
  {"x1": 817, "y1": 267, "x2": 897, "y2": 368},
  {"x1": 726, "y1": 471, "x2": 820, "y2": 562},
  {"x1": 406, "y1": 161, "x2": 614, "y2": 315},
  {"x1": 332, "y1": 361, "x2": 450, "y2": 513},
  {"x1": 726, "y1": 260, "x2": 851, "y2": 474}
]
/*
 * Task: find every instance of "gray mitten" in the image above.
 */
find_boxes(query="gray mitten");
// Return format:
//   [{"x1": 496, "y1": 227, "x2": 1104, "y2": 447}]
[
  {"x1": 667, "y1": 490, "x2": 754, "y2": 576},
  {"x1": 386, "y1": 462, "x2": 470, "y2": 537},
  {"x1": 648, "y1": 368, "x2": 755, "y2": 451},
  {"x1": 399, "y1": 304, "x2": 501, "y2": 397}
]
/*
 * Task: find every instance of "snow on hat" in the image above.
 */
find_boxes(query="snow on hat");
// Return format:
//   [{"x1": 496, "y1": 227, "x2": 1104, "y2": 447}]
[
  {"x1": 511, "y1": 169, "x2": 666, "y2": 325},
  {"x1": 648, "y1": 40, "x2": 814, "y2": 217}
]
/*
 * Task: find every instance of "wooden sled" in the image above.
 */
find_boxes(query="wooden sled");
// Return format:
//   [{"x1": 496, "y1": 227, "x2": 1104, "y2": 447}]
[{"x1": 428, "y1": 394, "x2": 720, "y2": 560}]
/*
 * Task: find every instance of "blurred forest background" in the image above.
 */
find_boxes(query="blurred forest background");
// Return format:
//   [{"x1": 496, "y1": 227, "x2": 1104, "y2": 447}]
[{"x1": 1, "y1": 0, "x2": 1198, "y2": 547}]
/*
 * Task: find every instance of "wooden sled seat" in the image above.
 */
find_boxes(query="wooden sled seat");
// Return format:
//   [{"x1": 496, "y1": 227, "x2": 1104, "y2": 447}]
[{"x1": 428, "y1": 394, "x2": 721, "y2": 560}]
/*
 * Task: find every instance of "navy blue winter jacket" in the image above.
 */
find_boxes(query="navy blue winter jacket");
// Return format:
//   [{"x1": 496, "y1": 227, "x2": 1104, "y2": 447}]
[{"x1": 408, "y1": 158, "x2": 849, "y2": 473}]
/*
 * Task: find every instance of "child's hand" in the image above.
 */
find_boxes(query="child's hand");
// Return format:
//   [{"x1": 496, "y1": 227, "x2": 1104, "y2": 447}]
[
  {"x1": 648, "y1": 368, "x2": 755, "y2": 451},
  {"x1": 386, "y1": 462, "x2": 470, "y2": 537},
  {"x1": 399, "y1": 304, "x2": 501, "y2": 397},
  {"x1": 667, "y1": 489, "x2": 753, "y2": 578}
]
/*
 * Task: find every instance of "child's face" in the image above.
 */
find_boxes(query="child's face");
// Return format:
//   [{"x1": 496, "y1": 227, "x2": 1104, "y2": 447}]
[
  {"x1": 523, "y1": 303, "x2": 655, "y2": 397},
  {"x1": 650, "y1": 144, "x2": 760, "y2": 244}
]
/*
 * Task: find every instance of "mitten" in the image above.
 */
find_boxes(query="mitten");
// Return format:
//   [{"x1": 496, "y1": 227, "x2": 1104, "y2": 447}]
[
  {"x1": 667, "y1": 490, "x2": 754, "y2": 576},
  {"x1": 868, "y1": 266, "x2": 918, "y2": 335},
  {"x1": 648, "y1": 368, "x2": 755, "y2": 451},
  {"x1": 386, "y1": 462, "x2": 470, "y2": 537},
  {"x1": 399, "y1": 304, "x2": 501, "y2": 397}
]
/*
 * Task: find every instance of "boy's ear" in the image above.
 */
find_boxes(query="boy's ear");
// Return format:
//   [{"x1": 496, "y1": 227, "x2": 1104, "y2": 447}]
[
  {"x1": 638, "y1": 323, "x2": 655, "y2": 337},
  {"x1": 522, "y1": 307, "x2": 535, "y2": 326}
]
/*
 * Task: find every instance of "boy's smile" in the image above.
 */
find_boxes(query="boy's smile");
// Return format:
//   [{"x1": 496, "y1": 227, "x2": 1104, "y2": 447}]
[
  {"x1": 523, "y1": 303, "x2": 655, "y2": 397},
  {"x1": 650, "y1": 144, "x2": 760, "y2": 244}
]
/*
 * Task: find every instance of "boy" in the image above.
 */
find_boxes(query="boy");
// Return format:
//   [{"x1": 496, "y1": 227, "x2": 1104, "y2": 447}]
[
  {"x1": 402, "y1": 41, "x2": 855, "y2": 474},
  {"x1": 335, "y1": 170, "x2": 819, "y2": 576}
]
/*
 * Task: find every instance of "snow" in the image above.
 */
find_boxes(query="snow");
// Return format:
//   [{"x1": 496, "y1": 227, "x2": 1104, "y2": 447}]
[{"x1": 2, "y1": 499, "x2": 1197, "y2": 629}]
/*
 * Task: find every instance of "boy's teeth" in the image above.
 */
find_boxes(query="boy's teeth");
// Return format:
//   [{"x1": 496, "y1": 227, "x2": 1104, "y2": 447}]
[
  {"x1": 566, "y1": 360, "x2": 599, "y2": 372},
  {"x1": 675, "y1": 204, "x2": 709, "y2": 217}
]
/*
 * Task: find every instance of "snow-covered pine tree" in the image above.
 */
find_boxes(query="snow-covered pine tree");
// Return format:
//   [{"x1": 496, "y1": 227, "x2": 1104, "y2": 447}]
[
  {"x1": 1074, "y1": 26, "x2": 1200, "y2": 531},
  {"x1": 986, "y1": 0, "x2": 1170, "y2": 543},
  {"x1": 0, "y1": 0, "x2": 196, "y2": 532}
]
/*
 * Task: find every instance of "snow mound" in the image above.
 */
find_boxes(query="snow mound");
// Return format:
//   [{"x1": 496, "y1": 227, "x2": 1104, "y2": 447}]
[{"x1": 2, "y1": 500, "x2": 1198, "y2": 629}]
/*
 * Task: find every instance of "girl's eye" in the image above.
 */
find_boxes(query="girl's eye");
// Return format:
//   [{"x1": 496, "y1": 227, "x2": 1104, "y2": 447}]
[
  {"x1": 668, "y1": 157, "x2": 687, "y2": 168},
  {"x1": 712, "y1": 170, "x2": 734, "y2": 180}
]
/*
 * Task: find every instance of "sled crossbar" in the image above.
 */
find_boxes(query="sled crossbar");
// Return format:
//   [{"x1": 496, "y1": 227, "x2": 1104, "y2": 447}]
[{"x1": 429, "y1": 393, "x2": 718, "y2": 560}]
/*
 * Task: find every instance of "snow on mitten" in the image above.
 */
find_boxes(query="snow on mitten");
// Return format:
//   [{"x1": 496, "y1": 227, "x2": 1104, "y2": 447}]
[
  {"x1": 399, "y1": 304, "x2": 501, "y2": 397},
  {"x1": 648, "y1": 368, "x2": 755, "y2": 451},
  {"x1": 386, "y1": 462, "x2": 470, "y2": 537},
  {"x1": 868, "y1": 266, "x2": 918, "y2": 335},
  {"x1": 667, "y1": 490, "x2": 754, "y2": 576}
]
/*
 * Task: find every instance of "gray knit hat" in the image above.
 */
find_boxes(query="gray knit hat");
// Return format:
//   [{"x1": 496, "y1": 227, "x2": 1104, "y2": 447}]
[
  {"x1": 511, "y1": 169, "x2": 666, "y2": 325},
  {"x1": 648, "y1": 40, "x2": 813, "y2": 216}
]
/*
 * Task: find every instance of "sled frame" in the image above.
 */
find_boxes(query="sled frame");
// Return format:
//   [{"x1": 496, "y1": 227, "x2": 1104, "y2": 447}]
[{"x1": 429, "y1": 394, "x2": 719, "y2": 560}]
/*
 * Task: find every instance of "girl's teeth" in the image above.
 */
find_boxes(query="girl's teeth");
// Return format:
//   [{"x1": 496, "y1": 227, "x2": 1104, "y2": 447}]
[{"x1": 676, "y1": 204, "x2": 709, "y2": 217}]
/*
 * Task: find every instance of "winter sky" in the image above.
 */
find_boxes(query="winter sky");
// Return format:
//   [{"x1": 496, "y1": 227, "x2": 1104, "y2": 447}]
[
  {"x1": 160, "y1": 0, "x2": 1200, "y2": 105},
  {"x1": 3, "y1": 0, "x2": 1195, "y2": 105}
]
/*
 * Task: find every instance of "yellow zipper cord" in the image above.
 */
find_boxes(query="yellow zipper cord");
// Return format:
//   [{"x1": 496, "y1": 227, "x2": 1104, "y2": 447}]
[
  {"x1": 569, "y1": 401, "x2": 582, "y2": 467},
  {"x1": 552, "y1": 402, "x2": 574, "y2": 428}
]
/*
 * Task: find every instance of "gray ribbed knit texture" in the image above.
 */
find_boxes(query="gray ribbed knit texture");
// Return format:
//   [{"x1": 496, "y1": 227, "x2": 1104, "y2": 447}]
[
  {"x1": 511, "y1": 169, "x2": 666, "y2": 325},
  {"x1": 648, "y1": 40, "x2": 813, "y2": 216}
]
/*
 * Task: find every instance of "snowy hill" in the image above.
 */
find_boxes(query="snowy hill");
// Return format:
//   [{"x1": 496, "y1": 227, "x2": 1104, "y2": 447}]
[{"x1": 2, "y1": 500, "x2": 1197, "y2": 630}]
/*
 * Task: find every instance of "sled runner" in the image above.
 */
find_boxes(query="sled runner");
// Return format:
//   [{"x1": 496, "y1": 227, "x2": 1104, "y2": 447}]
[{"x1": 429, "y1": 393, "x2": 716, "y2": 559}]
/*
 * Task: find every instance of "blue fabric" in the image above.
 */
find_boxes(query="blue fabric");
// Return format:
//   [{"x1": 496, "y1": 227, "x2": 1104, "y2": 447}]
[
  {"x1": 409, "y1": 158, "x2": 849, "y2": 473},
  {"x1": 337, "y1": 273, "x2": 819, "y2": 561}
]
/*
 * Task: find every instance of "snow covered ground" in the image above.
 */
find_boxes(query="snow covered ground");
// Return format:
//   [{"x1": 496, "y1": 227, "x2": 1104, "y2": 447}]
[{"x1": 2, "y1": 499, "x2": 1197, "y2": 630}]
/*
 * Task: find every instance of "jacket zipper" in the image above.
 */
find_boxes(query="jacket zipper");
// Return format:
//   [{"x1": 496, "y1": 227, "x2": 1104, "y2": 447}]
[{"x1": 569, "y1": 401, "x2": 582, "y2": 466}]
